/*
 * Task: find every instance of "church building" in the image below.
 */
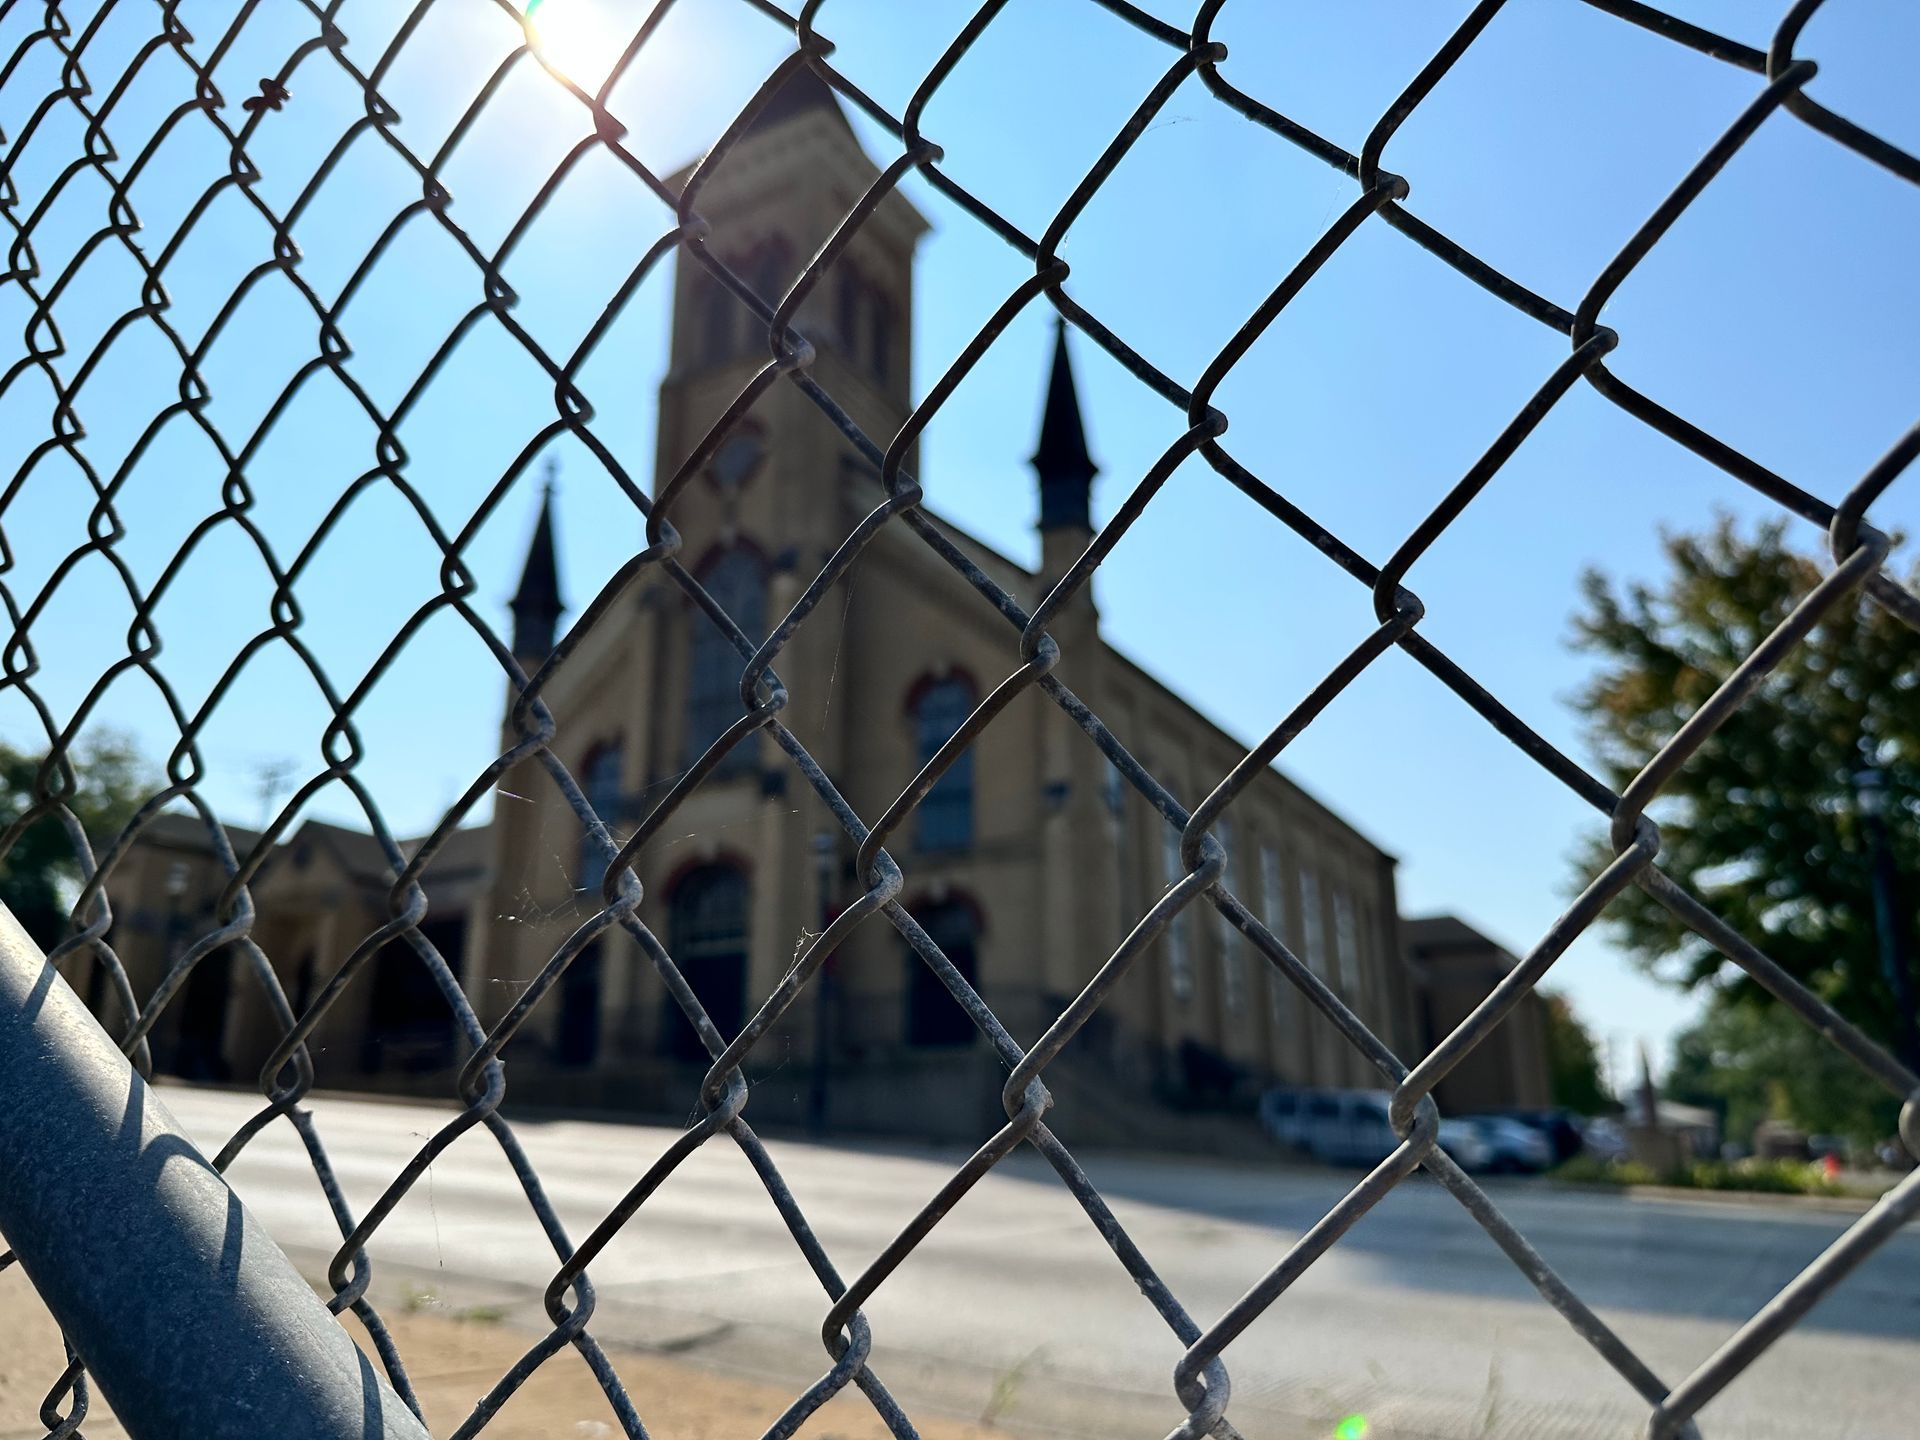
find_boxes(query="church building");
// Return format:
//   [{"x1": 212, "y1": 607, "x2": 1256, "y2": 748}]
[
  {"x1": 468, "y1": 72, "x2": 1414, "y2": 1139},
  {"x1": 88, "y1": 73, "x2": 1472, "y2": 1145}
]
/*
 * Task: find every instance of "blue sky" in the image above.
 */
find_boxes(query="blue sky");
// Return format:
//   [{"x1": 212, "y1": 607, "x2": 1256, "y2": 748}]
[{"x1": 3, "y1": 0, "x2": 1917, "y2": 1085}]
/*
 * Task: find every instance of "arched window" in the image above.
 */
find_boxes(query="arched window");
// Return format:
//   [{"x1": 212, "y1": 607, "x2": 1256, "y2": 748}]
[
  {"x1": 729, "y1": 236, "x2": 792, "y2": 360},
  {"x1": 1298, "y1": 861, "x2": 1327, "y2": 982},
  {"x1": 1161, "y1": 822, "x2": 1194, "y2": 1002},
  {"x1": 665, "y1": 864, "x2": 750, "y2": 1062},
  {"x1": 555, "y1": 941, "x2": 602, "y2": 1068},
  {"x1": 697, "y1": 275, "x2": 734, "y2": 367},
  {"x1": 912, "y1": 674, "x2": 974, "y2": 852},
  {"x1": 579, "y1": 742, "x2": 622, "y2": 890},
  {"x1": 837, "y1": 269, "x2": 862, "y2": 368},
  {"x1": 868, "y1": 290, "x2": 893, "y2": 386},
  {"x1": 686, "y1": 547, "x2": 768, "y2": 774},
  {"x1": 752, "y1": 241, "x2": 792, "y2": 318},
  {"x1": 906, "y1": 898, "x2": 981, "y2": 1047},
  {"x1": 1215, "y1": 819, "x2": 1247, "y2": 1016},
  {"x1": 1260, "y1": 844, "x2": 1292, "y2": 1035},
  {"x1": 1332, "y1": 885, "x2": 1362, "y2": 1002}
]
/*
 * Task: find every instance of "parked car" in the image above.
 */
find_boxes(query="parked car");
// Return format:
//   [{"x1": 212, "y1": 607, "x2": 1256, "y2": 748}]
[
  {"x1": 1580, "y1": 1116, "x2": 1629, "y2": 1162},
  {"x1": 1262, "y1": 1088, "x2": 1398, "y2": 1166},
  {"x1": 1260, "y1": 1088, "x2": 1492, "y2": 1172},
  {"x1": 1436, "y1": 1117, "x2": 1493, "y2": 1173},
  {"x1": 1483, "y1": 1108, "x2": 1585, "y2": 1165},
  {"x1": 1463, "y1": 1115, "x2": 1554, "y2": 1173},
  {"x1": 1261, "y1": 1088, "x2": 1390, "y2": 1166}
]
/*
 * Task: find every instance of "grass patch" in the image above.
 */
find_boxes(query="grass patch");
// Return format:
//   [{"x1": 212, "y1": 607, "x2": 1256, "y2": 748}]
[{"x1": 1552, "y1": 1154, "x2": 1845, "y2": 1196}]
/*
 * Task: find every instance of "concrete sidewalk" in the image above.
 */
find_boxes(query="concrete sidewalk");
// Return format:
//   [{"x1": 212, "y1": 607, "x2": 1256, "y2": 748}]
[{"x1": 14, "y1": 1086, "x2": 1919, "y2": 1440}]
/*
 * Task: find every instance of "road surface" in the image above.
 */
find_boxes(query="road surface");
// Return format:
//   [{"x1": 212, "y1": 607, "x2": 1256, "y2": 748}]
[{"x1": 157, "y1": 1086, "x2": 1917, "y2": 1440}]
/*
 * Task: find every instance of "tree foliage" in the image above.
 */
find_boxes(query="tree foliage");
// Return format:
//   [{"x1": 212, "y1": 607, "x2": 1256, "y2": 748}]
[
  {"x1": 1571, "y1": 517, "x2": 1920, "y2": 1045},
  {"x1": 1665, "y1": 999, "x2": 1899, "y2": 1144},
  {"x1": 1571, "y1": 518, "x2": 1920, "y2": 1141},
  {"x1": 1539, "y1": 988, "x2": 1611, "y2": 1115},
  {"x1": 0, "y1": 733, "x2": 151, "y2": 948}
]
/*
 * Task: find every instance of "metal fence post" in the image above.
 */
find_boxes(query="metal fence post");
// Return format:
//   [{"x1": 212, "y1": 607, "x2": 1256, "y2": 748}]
[{"x1": 0, "y1": 906, "x2": 433, "y2": 1440}]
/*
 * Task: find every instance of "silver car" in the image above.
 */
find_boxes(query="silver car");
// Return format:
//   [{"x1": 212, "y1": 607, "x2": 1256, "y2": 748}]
[
  {"x1": 1261, "y1": 1088, "x2": 1492, "y2": 1171},
  {"x1": 1464, "y1": 1115, "x2": 1554, "y2": 1173}
]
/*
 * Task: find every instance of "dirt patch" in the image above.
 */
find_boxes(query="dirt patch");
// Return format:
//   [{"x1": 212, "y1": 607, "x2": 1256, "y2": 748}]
[{"x1": 1, "y1": 1275, "x2": 1002, "y2": 1440}]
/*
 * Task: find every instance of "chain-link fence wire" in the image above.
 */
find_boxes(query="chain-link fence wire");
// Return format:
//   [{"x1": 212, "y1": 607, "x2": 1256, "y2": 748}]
[{"x1": 2, "y1": 0, "x2": 1918, "y2": 1436}]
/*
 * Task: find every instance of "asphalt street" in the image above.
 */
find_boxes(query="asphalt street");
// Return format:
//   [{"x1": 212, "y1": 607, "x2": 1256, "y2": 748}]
[{"x1": 157, "y1": 1086, "x2": 1919, "y2": 1440}]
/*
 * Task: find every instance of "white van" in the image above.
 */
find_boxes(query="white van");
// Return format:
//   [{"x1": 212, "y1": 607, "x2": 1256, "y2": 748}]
[{"x1": 1260, "y1": 1087, "x2": 1490, "y2": 1171}]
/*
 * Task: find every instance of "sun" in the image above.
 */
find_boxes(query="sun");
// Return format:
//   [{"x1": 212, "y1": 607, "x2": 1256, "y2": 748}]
[{"x1": 524, "y1": 0, "x2": 631, "y2": 92}]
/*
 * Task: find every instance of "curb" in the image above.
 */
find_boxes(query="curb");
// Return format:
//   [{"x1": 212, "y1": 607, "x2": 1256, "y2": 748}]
[{"x1": 1545, "y1": 1179, "x2": 1888, "y2": 1216}]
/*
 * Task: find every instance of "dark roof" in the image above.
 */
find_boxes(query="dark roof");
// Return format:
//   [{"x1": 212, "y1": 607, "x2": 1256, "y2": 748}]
[
  {"x1": 510, "y1": 477, "x2": 564, "y2": 657},
  {"x1": 405, "y1": 823, "x2": 490, "y2": 878},
  {"x1": 141, "y1": 810, "x2": 263, "y2": 857},
  {"x1": 1032, "y1": 319, "x2": 1097, "y2": 531},
  {"x1": 742, "y1": 65, "x2": 855, "y2": 143},
  {"x1": 291, "y1": 820, "x2": 398, "y2": 887},
  {"x1": 263, "y1": 819, "x2": 489, "y2": 896},
  {"x1": 1404, "y1": 915, "x2": 1518, "y2": 969}
]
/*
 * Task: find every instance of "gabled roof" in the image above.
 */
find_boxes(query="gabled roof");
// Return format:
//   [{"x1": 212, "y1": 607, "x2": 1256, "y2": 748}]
[
  {"x1": 1404, "y1": 915, "x2": 1517, "y2": 969},
  {"x1": 139, "y1": 810, "x2": 263, "y2": 856},
  {"x1": 258, "y1": 819, "x2": 490, "y2": 904},
  {"x1": 404, "y1": 824, "x2": 490, "y2": 878},
  {"x1": 279, "y1": 820, "x2": 398, "y2": 888}
]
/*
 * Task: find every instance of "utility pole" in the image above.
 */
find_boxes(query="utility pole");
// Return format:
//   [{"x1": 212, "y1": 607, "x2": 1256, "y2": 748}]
[
  {"x1": 1855, "y1": 768, "x2": 1920, "y2": 1074},
  {"x1": 254, "y1": 757, "x2": 296, "y2": 833}
]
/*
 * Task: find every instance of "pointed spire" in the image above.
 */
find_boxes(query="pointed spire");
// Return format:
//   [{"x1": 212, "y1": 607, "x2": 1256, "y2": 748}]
[
  {"x1": 510, "y1": 460, "x2": 564, "y2": 661},
  {"x1": 1032, "y1": 318, "x2": 1097, "y2": 532}
]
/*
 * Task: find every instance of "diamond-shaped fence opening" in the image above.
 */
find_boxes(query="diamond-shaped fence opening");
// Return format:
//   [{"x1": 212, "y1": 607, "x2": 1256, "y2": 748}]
[{"x1": 1, "y1": 2, "x2": 1917, "y2": 1439}]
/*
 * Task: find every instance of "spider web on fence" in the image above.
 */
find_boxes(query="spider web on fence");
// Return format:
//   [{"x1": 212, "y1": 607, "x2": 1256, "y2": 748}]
[{"x1": 1, "y1": 1, "x2": 1918, "y2": 1438}]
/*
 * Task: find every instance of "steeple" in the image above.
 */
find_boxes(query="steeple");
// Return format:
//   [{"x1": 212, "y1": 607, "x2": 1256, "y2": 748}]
[
  {"x1": 1032, "y1": 319, "x2": 1097, "y2": 533},
  {"x1": 741, "y1": 65, "x2": 857, "y2": 143},
  {"x1": 510, "y1": 461, "x2": 564, "y2": 662}
]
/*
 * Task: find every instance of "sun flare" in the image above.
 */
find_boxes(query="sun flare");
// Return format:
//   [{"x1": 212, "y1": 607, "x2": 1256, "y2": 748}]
[{"x1": 525, "y1": 0, "x2": 630, "y2": 92}]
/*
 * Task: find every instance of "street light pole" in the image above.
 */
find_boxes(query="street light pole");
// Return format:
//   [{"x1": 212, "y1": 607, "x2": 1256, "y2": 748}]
[
  {"x1": 1855, "y1": 768, "x2": 1920, "y2": 1075},
  {"x1": 807, "y1": 829, "x2": 836, "y2": 1136}
]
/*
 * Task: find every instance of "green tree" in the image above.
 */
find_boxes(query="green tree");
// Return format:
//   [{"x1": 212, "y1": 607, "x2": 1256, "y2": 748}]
[
  {"x1": 1539, "y1": 989, "x2": 1611, "y2": 1115},
  {"x1": 1571, "y1": 517, "x2": 1918, "y2": 1138},
  {"x1": 0, "y1": 733, "x2": 151, "y2": 948},
  {"x1": 1665, "y1": 999, "x2": 1898, "y2": 1145},
  {"x1": 1573, "y1": 519, "x2": 1920, "y2": 1034}
]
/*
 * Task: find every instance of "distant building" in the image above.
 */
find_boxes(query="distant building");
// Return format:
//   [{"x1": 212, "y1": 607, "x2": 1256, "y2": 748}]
[
  {"x1": 84, "y1": 74, "x2": 1488, "y2": 1144},
  {"x1": 1403, "y1": 915, "x2": 1553, "y2": 1116},
  {"x1": 93, "y1": 814, "x2": 489, "y2": 1088},
  {"x1": 82, "y1": 811, "x2": 260, "y2": 1081}
]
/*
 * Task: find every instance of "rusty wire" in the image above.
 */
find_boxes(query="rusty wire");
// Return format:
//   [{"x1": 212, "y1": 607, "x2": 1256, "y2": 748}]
[{"x1": 2, "y1": 1, "x2": 1918, "y2": 1437}]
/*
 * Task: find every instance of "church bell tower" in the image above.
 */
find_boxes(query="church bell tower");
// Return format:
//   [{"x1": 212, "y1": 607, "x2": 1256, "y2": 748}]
[{"x1": 655, "y1": 68, "x2": 929, "y2": 559}]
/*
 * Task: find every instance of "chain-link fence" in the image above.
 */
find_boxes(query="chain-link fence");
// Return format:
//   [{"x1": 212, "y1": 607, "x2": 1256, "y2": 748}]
[{"x1": 2, "y1": 0, "x2": 1918, "y2": 1437}]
